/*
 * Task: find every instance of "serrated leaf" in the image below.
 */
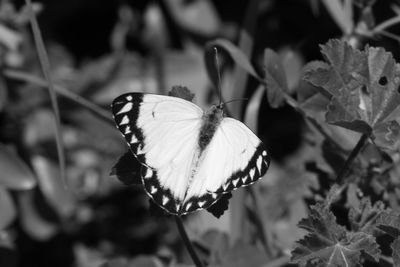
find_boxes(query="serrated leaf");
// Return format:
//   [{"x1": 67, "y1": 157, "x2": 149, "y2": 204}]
[
  {"x1": 392, "y1": 237, "x2": 400, "y2": 267},
  {"x1": 303, "y1": 39, "x2": 400, "y2": 150},
  {"x1": 264, "y1": 48, "x2": 288, "y2": 108},
  {"x1": 291, "y1": 203, "x2": 381, "y2": 266},
  {"x1": 348, "y1": 197, "x2": 385, "y2": 233},
  {"x1": 376, "y1": 211, "x2": 400, "y2": 238},
  {"x1": 110, "y1": 152, "x2": 142, "y2": 186}
]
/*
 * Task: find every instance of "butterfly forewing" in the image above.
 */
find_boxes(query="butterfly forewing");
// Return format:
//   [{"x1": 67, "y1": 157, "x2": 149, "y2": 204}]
[{"x1": 112, "y1": 93, "x2": 204, "y2": 214}]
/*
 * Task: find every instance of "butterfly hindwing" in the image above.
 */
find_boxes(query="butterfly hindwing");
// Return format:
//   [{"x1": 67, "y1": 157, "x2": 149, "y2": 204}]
[
  {"x1": 112, "y1": 93, "x2": 204, "y2": 214},
  {"x1": 181, "y1": 118, "x2": 270, "y2": 213}
]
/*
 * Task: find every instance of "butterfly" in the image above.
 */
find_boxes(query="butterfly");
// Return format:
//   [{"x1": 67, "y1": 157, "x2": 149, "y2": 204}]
[{"x1": 112, "y1": 92, "x2": 270, "y2": 215}]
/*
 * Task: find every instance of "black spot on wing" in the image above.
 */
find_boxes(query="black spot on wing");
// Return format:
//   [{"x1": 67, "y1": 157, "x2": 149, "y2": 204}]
[
  {"x1": 180, "y1": 191, "x2": 223, "y2": 215},
  {"x1": 214, "y1": 143, "x2": 270, "y2": 193},
  {"x1": 141, "y1": 165, "x2": 225, "y2": 215}
]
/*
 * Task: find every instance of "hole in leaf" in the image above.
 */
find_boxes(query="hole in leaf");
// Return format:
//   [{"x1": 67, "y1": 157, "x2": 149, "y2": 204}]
[
  {"x1": 379, "y1": 76, "x2": 388, "y2": 86},
  {"x1": 361, "y1": 85, "x2": 369, "y2": 96}
]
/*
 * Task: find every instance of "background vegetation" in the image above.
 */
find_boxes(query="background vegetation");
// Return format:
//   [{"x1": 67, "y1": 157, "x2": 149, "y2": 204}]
[{"x1": 2, "y1": 0, "x2": 400, "y2": 266}]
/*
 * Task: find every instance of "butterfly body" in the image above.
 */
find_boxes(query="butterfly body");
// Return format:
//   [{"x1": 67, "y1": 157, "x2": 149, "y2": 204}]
[{"x1": 112, "y1": 93, "x2": 270, "y2": 215}]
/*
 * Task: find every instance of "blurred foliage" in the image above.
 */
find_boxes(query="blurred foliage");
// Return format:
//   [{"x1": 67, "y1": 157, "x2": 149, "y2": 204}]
[{"x1": 2, "y1": 0, "x2": 400, "y2": 267}]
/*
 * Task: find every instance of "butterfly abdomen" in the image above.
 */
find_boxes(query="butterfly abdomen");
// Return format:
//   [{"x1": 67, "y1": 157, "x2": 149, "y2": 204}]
[{"x1": 198, "y1": 106, "x2": 224, "y2": 151}]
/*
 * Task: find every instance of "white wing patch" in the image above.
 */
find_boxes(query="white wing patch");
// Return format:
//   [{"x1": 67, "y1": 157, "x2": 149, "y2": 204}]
[
  {"x1": 112, "y1": 93, "x2": 204, "y2": 214},
  {"x1": 183, "y1": 118, "x2": 269, "y2": 202}
]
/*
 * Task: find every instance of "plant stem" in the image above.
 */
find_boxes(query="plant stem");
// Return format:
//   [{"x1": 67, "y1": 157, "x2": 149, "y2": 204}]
[
  {"x1": 3, "y1": 69, "x2": 114, "y2": 126},
  {"x1": 174, "y1": 216, "x2": 204, "y2": 267},
  {"x1": 25, "y1": 0, "x2": 67, "y2": 189},
  {"x1": 336, "y1": 133, "x2": 369, "y2": 184}
]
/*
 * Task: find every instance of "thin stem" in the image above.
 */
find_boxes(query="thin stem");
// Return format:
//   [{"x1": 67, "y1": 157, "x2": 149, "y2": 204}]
[
  {"x1": 336, "y1": 133, "x2": 369, "y2": 184},
  {"x1": 174, "y1": 216, "x2": 204, "y2": 267},
  {"x1": 373, "y1": 15, "x2": 400, "y2": 33},
  {"x1": 214, "y1": 47, "x2": 223, "y2": 105},
  {"x1": 3, "y1": 69, "x2": 114, "y2": 126},
  {"x1": 25, "y1": 0, "x2": 67, "y2": 189}
]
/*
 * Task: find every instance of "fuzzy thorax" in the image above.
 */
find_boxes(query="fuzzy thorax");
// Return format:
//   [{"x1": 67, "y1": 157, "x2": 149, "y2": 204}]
[{"x1": 198, "y1": 105, "x2": 224, "y2": 151}]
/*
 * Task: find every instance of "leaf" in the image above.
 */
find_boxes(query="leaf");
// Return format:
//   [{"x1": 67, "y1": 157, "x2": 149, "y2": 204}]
[
  {"x1": 0, "y1": 144, "x2": 36, "y2": 190},
  {"x1": 31, "y1": 155, "x2": 75, "y2": 217},
  {"x1": 348, "y1": 197, "x2": 385, "y2": 233},
  {"x1": 206, "y1": 192, "x2": 232, "y2": 218},
  {"x1": 304, "y1": 39, "x2": 400, "y2": 151},
  {"x1": 168, "y1": 85, "x2": 195, "y2": 102},
  {"x1": 392, "y1": 237, "x2": 400, "y2": 267},
  {"x1": 0, "y1": 188, "x2": 15, "y2": 230},
  {"x1": 376, "y1": 211, "x2": 400, "y2": 238},
  {"x1": 110, "y1": 152, "x2": 142, "y2": 186},
  {"x1": 18, "y1": 190, "x2": 58, "y2": 241},
  {"x1": 264, "y1": 48, "x2": 288, "y2": 108},
  {"x1": 291, "y1": 203, "x2": 381, "y2": 266}
]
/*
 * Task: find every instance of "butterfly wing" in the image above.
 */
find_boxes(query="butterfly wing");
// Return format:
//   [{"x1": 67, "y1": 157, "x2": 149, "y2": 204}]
[
  {"x1": 112, "y1": 93, "x2": 204, "y2": 214},
  {"x1": 181, "y1": 117, "x2": 270, "y2": 213}
]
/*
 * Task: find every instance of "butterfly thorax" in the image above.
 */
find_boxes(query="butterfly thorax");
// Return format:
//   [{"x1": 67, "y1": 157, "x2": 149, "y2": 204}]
[{"x1": 198, "y1": 105, "x2": 224, "y2": 151}]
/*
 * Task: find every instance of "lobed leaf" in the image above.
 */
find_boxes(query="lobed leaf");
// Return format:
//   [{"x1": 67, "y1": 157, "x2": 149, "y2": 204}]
[
  {"x1": 303, "y1": 39, "x2": 400, "y2": 151},
  {"x1": 392, "y1": 237, "x2": 400, "y2": 267},
  {"x1": 291, "y1": 202, "x2": 381, "y2": 266}
]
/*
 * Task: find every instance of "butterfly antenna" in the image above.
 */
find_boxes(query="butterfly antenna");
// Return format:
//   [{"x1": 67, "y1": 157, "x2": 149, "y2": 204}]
[
  {"x1": 214, "y1": 47, "x2": 223, "y2": 105},
  {"x1": 223, "y1": 98, "x2": 249, "y2": 105}
]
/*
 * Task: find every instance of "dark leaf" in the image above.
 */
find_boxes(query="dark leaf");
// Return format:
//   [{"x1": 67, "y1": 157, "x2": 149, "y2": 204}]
[
  {"x1": 18, "y1": 190, "x2": 58, "y2": 241},
  {"x1": 291, "y1": 203, "x2": 381, "y2": 266},
  {"x1": 348, "y1": 197, "x2": 385, "y2": 233},
  {"x1": 264, "y1": 48, "x2": 288, "y2": 108},
  {"x1": 376, "y1": 211, "x2": 400, "y2": 238},
  {"x1": 392, "y1": 237, "x2": 400, "y2": 267},
  {"x1": 0, "y1": 188, "x2": 15, "y2": 230},
  {"x1": 110, "y1": 152, "x2": 142, "y2": 186},
  {"x1": 303, "y1": 39, "x2": 400, "y2": 151},
  {"x1": 206, "y1": 192, "x2": 232, "y2": 218},
  {"x1": 0, "y1": 144, "x2": 36, "y2": 190},
  {"x1": 168, "y1": 86, "x2": 195, "y2": 102}
]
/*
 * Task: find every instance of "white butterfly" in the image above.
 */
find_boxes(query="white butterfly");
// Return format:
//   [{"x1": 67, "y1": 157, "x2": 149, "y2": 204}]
[{"x1": 112, "y1": 92, "x2": 270, "y2": 215}]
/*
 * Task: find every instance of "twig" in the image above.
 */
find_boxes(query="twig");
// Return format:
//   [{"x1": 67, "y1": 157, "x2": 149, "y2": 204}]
[
  {"x1": 336, "y1": 133, "x2": 369, "y2": 184},
  {"x1": 25, "y1": 0, "x2": 67, "y2": 189},
  {"x1": 3, "y1": 69, "x2": 114, "y2": 125},
  {"x1": 248, "y1": 187, "x2": 275, "y2": 257},
  {"x1": 174, "y1": 216, "x2": 204, "y2": 267}
]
